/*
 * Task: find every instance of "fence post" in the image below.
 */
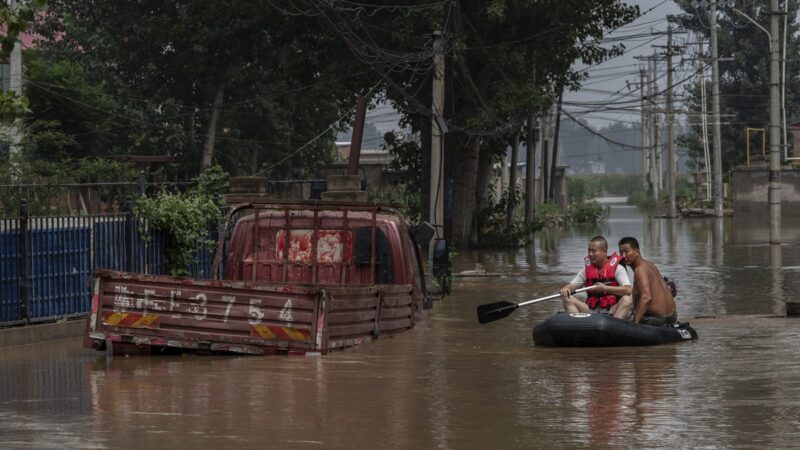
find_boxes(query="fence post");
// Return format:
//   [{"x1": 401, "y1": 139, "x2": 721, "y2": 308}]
[
  {"x1": 125, "y1": 209, "x2": 134, "y2": 272},
  {"x1": 19, "y1": 199, "x2": 31, "y2": 323}
]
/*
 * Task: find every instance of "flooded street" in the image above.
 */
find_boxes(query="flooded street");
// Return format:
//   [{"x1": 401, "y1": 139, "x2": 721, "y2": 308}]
[{"x1": 2, "y1": 199, "x2": 800, "y2": 449}]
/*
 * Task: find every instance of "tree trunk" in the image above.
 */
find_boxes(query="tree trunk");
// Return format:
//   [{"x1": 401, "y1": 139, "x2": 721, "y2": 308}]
[
  {"x1": 474, "y1": 143, "x2": 494, "y2": 246},
  {"x1": 549, "y1": 92, "x2": 564, "y2": 203},
  {"x1": 200, "y1": 81, "x2": 225, "y2": 172},
  {"x1": 450, "y1": 137, "x2": 480, "y2": 248},
  {"x1": 506, "y1": 132, "x2": 520, "y2": 231}
]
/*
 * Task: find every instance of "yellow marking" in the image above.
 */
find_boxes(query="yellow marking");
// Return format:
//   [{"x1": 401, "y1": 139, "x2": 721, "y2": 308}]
[
  {"x1": 131, "y1": 314, "x2": 160, "y2": 329},
  {"x1": 251, "y1": 324, "x2": 277, "y2": 340},
  {"x1": 283, "y1": 327, "x2": 309, "y2": 342},
  {"x1": 103, "y1": 312, "x2": 128, "y2": 326}
]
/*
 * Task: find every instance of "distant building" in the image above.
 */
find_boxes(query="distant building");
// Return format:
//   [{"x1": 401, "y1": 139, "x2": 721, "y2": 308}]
[
  {"x1": 589, "y1": 160, "x2": 606, "y2": 174},
  {"x1": 333, "y1": 141, "x2": 398, "y2": 190}
]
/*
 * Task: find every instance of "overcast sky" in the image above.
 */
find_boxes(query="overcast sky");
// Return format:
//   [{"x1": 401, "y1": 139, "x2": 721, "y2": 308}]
[
  {"x1": 362, "y1": 1, "x2": 694, "y2": 141},
  {"x1": 564, "y1": 0, "x2": 685, "y2": 129}
]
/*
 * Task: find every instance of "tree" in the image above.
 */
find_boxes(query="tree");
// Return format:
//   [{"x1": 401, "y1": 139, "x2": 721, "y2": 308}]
[
  {"x1": 22, "y1": 50, "x2": 123, "y2": 160},
  {"x1": 301, "y1": 0, "x2": 639, "y2": 247},
  {"x1": 34, "y1": 1, "x2": 371, "y2": 177}
]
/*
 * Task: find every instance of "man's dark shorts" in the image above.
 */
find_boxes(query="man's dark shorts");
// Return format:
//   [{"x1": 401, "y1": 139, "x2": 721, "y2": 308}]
[{"x1": 639, "y1": 310, "x2": 678, "y2": 327}]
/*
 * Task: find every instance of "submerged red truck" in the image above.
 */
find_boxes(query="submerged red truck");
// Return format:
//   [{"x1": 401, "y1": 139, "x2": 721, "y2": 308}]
[{"x1": 86, "y1": 200, "x2": 441, "y2": 355}]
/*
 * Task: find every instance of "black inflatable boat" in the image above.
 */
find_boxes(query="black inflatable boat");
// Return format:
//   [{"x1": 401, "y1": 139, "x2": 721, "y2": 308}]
[{"x1": 532, "y1": 312, "x2": 698, "y2": 347}]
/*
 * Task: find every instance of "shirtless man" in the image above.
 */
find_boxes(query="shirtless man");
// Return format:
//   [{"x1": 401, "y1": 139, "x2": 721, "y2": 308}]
[
  {"x1": 618, "y1": 236, "x2": 677, "y2": 325},
  {"x1": 559, "y1": 236, "x2": 632, "y2": 318}
]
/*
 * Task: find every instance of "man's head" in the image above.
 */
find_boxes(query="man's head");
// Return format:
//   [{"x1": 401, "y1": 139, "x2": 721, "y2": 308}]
[
  {"x1": 587, "y1": 236, "x2": 608, "y2": 267},
  {"x1": 618, "y1": 236, "x2": 641, "y2": 267}
]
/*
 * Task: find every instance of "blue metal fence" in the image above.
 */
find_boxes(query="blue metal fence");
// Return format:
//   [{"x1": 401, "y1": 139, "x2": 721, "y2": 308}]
[
  {"x1": 0, "y1": 210, "x2": 217, "y2": 327},
  {"x1": 0, "y1": 223, "x2": 20, "y2": 323}
]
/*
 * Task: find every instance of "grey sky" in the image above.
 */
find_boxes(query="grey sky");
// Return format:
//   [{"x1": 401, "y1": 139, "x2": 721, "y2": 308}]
[
  {"x1": 358, "y1": 1, "x2": 688, "y2": 144},
  {"x1": 564, "y1": 0, "x2": 684, "y2": 129}
]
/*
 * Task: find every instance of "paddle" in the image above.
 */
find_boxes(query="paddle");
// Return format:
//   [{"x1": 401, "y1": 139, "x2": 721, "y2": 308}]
[{"x1": 476, "y1": 286, "x2": 596, "y2": 324}]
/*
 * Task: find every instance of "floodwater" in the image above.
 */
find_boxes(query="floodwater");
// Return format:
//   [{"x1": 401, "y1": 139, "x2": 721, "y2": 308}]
[{"x1": 2, "y1": 199, "x2": 800, "y2": 449}]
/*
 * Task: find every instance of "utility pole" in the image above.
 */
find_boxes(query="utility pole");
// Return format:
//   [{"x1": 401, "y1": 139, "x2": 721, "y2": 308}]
[
  {"x1": 698, "y1": 41, "x2": 712, "y2": 202},
  {"x1": 666, "y1": 23, "x2": 677, "y2": 218},
  {"x1": 640, "y1": 67, "x2": 650, "y2": 189},
  {"x1": 346, "y1": 95, "x2": 367, "y2": 176},
  {"x1": 768, "y1": 0, "x2": 781, "y2": 244},
  {"x1": 709, "y1": 0, "x2": 724, "y2": 217},
  {"x1": 548, "y1": 92, "x2": 564, "y2": 203},
  {"x1": 636, "y1": 54, "x2": 657, "y2": 196},
  {"x1": 541, "y1": 107, "x2": 550, "y2": 202},
  {"x1": 430, "y1": 31, "x2": 445, "y2": 230},
  {"x1": 651, "y1": 55, "x2": 661, "y2": 201},
  {"x1": 9, "y1": 0, "x2": 23, "y2": 173}
]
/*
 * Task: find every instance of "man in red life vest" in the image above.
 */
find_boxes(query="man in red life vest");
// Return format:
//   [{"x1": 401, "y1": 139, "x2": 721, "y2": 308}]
[
  {"x1": 618, "y1": 236, "x2": 677, "y2": 325},
  {"x1": 559, "y1": 236, "x2": 632, "y2": 318}
]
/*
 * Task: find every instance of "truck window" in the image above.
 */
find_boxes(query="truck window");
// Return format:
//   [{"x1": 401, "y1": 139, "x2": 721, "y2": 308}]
[{"x1": 355, "y1": 227, "x2": 394, "y2": 284}]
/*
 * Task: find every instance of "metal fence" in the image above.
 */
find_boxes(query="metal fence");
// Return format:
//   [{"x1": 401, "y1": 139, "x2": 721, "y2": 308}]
[{"x1": 0, "y1": 200, "x2": 215, "y2": 327}]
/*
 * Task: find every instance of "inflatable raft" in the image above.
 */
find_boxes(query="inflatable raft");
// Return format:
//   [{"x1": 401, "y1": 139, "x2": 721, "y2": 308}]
[{"x1": 532, "y1": 312, "x2": 698, "y2": 347}]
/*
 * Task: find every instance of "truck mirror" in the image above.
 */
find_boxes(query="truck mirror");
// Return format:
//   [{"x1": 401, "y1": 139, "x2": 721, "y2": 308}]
[
  {"x1": 412, "y1": 222, "x2": 435, "y2": 246},
  {"x1": 432, "y1": 239, "x2": 449, "y2": 278}
]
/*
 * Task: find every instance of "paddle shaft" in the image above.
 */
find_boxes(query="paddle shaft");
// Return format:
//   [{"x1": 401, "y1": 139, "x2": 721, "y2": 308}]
[{"x1": 517, "y1": 285, "x2": 596, "y2": 308}]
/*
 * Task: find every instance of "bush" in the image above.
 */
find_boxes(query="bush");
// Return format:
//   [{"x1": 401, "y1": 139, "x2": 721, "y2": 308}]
[
  {"x1": 476, "y1": 187, "x2": 539, "y2": 248},
  {"x1": 368, "y1": 183, "x2": 420, "y2": 223},
  {"x1": 135, "y1": 166, "x2": 229, "y2": 277},
  {"x1": 531, "y1": 202, "x2": 566, "y2": 229},
  {"x1": 567, "y1": 200, "x2": 609, "y2": 223}
]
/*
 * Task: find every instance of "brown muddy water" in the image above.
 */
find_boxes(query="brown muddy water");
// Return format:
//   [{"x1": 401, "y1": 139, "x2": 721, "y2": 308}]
[{"x1": 1, "y1": 199, "x2": 799, "y2": 449}]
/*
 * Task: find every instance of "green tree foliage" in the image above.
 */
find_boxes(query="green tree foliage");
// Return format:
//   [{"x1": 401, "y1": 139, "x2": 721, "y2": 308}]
[
  {"x1": 135, "y1": 165, "x2": 229, "y2": 277},
  {"x1": 22, "y1": 50, "x2": 123, "y2": 160},
  {"x1": 476, "y1": 186, "x2": 539, "y2": 248},
  {"x1": 675, "y1": 1, "x2": 800, "y2": 171},
  {"x1": 28, "y1": 1, "x2": 641, "y2": 251},
  {"x1": 300, "y1": 0, "x2": 639, "y2": 247},
  {"x1": 34, "y1": 1, "x2": 370, "y2": 177}
]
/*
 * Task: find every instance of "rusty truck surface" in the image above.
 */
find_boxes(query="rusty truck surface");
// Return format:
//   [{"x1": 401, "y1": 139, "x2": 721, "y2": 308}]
[{"x1": 86, "y1": 201, "x2": 431, "y2": 355}]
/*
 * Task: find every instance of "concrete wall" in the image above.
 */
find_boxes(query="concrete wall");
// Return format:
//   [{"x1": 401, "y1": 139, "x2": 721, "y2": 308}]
[
  {"x1": 0, "y1": 319, "x2": 86, "y2": 349},
  {"x1": 732, "y1": 165, "x2": 800, "y2": 217}
]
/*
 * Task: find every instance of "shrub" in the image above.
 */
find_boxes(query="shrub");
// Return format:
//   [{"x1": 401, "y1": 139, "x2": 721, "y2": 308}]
[
  {"x1": 567, "y1": 200, "x2": 609, "y2": 223},
  {"x1": 135, "y1": 166, "x2": 229, "y2": 277}
]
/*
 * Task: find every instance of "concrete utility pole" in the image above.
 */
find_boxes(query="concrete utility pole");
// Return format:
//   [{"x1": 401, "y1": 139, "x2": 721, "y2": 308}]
[
  {"x1": 347, "y1": 95, "x2": 367, "y2": 176},
  {"x1": 640, "y1": 68, "x2": 650, "y2": 189},
  {"x1": 9, "y1": 0, "x2": 23, "y2": 169},
  {"x1": 650, "y1": 56, "x2": 661, "y2": 200},
  {"x1": 666, "y1": 24, "x2": 677, "y2": 218},
  {"x1": 698, "y1": 41, "x2": 712, "y2": 202},
  {"x1": 768, "y1": 0, "x2": 781, "y2": 244},
  {"x1": 709, "y1": 0, "x2": 724, "y2": 217},
  {"x1": 430, "y1": 31, "x2": 445, "y2": 229}
]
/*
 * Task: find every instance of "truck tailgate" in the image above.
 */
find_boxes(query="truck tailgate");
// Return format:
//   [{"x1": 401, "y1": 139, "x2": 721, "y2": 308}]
[{"x1": 86, "y1": 269, "x2": 415, "y2": 355}]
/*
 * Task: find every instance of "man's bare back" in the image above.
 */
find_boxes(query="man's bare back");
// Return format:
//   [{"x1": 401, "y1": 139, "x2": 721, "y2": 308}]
[
  {"x1": 618, "y1": 237, "x2": 677, "y2": 325},
  {"x1": 631, "y1": 260, "x2": 676, "y2": 322}
]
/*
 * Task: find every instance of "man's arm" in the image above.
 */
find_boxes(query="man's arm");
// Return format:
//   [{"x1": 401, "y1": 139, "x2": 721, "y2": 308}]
[
  {"x1": 593, "y1": 283, "x2": 631, "y2": 298},
  {"x1": 633, "y1": 268, "x2": 652, "y2": 323},
  {"x1": 560, "y1": 270, "x2": 584, "y2": 298},
  {"x1": 559, "y1": 282, "x2": 582, "y2": 298},
  {"x1": 590, "y1": 265, "x2": 631, "y2": 297}
]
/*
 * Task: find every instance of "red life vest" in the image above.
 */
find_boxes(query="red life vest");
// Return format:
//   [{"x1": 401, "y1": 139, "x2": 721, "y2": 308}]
[{"x1": 584, "y1": 253, "x2": 622, "y2": 310}]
